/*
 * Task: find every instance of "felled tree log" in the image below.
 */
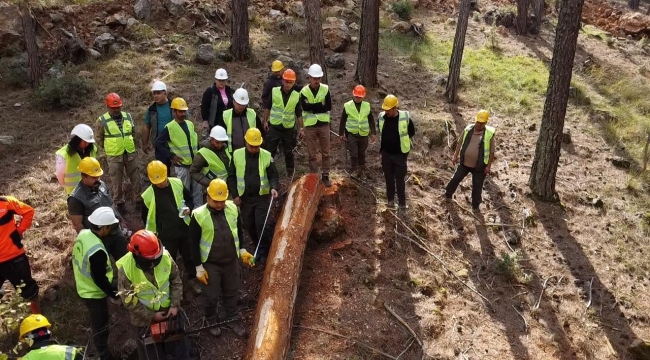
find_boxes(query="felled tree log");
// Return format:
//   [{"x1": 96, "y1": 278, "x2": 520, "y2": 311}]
[{"x1": 244, "y1": 174, "x2": 324, "y2": 359}]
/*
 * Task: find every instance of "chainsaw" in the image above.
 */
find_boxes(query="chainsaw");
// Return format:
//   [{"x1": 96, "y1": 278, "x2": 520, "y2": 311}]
[{"x1": 143, "y1": 316, "x2": 239, "y2": 345}]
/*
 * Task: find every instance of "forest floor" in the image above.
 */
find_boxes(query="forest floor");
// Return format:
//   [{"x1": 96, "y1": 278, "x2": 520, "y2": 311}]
[{"x1": 1, "y1": 0, "x2": 650, "y2": 359}]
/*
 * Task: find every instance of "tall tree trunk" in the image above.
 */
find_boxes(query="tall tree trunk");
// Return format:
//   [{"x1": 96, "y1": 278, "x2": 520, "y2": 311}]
[
  {"x1": 304, "y1": 0, "x2": 328, "y2": 83},
  {"x1": 445, "y1": 0, "x2": 472, "y2": 104},
  {"x1": 528, "y1": 0, "x2": 585, "y2": 201},
  {"x1": 229, "y1": 0, "x2": 250, "y2": 61},
  {"x1": 20, "y1": 2, "x2": 42, "y2": 88},
  {"x1": 629, "y1": 0, "x2": 640, "y2": 10},
  {"x1": 516, "y1": 0, "x2": 530, "y2": 35},
  {"x1": 532, "y1": 0, "x2": 545, "y2": 33},
  {"x1": 355, "y1": 0, "x2": 379, "y2": 87}
]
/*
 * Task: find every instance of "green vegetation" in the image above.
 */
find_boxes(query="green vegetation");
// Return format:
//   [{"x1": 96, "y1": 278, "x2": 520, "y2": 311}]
[
  {"x1": 32, "y1": 75, "x2": 94, "y2": 110},
  {"x1": 391, "y1": 1, "x2": 414, "y2": 20},
  {"x1": 0, "y1": 58, "x2": 28, "y2": 89},
  {"x1": 494, "y1": 251, "x2": 529, "y2": 283}
]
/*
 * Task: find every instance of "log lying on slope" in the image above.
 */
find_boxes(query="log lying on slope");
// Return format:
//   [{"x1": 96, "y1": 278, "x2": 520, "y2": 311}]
[{"x1": 244, "y1": 174, "x2": 324, "y2": 359}]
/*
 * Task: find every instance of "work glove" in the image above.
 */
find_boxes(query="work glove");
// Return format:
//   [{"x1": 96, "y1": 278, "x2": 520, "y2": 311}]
[
  {"x1": 195, "y1": 265, "x2": 209, "y2": 285},
  {"x1": 240, "y1": 249, "x2": 255, "y2": 267}
]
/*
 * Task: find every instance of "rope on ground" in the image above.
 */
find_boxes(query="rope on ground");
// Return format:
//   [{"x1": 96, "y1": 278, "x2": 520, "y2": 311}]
[{"x1": 294, "y1": 325, "x2": 397, "y2": 360}]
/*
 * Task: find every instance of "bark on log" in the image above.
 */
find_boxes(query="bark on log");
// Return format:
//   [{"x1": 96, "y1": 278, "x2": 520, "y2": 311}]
[{"x1": 244, "y1": 174, "x2": 324, "y2": 359}]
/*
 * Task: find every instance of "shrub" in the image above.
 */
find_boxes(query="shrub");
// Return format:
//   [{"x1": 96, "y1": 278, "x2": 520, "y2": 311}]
[
  {"x1": 32, "y1": 75, "x2": 94, "y2": 110},
  {"x1": 391, "y1": 1, "x2": 413, "y2": 20}
]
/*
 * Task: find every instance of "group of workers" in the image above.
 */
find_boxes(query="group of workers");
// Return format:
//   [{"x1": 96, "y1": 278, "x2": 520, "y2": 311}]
[{"x1": 2, "y1": 58, "x2": 496, "y2": 359}]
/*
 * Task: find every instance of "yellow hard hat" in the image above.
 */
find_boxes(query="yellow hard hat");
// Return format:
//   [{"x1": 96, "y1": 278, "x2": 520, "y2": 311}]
[
  {"x1": 78, "y1": 157, "x2": 103, "y2": 177},
  {"x1": 271, "y1": 60, "x2": 284, "y2": 72},
  {"x1": 147, "y1": 160, "x2": 168, "y2": 185},
  {"x1": 244, "y1": 128, "x2": 263, "y2": 146},
  {"x1": 382, "y1": 94, "x2": 398, "y2": 110},
  {"x1": 20, "y1": 314, "x2": 52, "y2": 340},
  {"x1": 207, "y1": 179, "x2": 228, "y2": 201},
  {"x1": 476, "y1": 109, "x2": 490, "y2": 123},
  {"x1": 170, "y1": 97, "x2": 189, "y2": 111}
]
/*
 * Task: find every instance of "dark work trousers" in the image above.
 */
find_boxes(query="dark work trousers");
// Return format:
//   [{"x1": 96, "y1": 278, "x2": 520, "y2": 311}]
[
  {"x1": 83, "y1": 298, "x2": 115, "y2": 360},
  {"x1": 0, "y1": 254, "x2": 39, "y2": 300},
  {"x1": 346, "y1": 133, "x2": 369, "y2": 169},
  {"x1": 445, "y1": 164, "x2": 487, "y2": 209},
  {"x1": 203, "y1": 260, "x2": 241, "y2": 320},
  {"x1": 381, "y1": 151, "x2": 408, "y2": 205},
  {"x1": 159, "y1": 236, "x2": 196, "y2": 279},
  {"x1": 265, "y1": 126, "x2": 297, "y2": 171},
  {"x1": 136, "y1": 313, "x2": 190, "y2": 360},
  {"x1": 241, "y1": 194, "x2": 272, "y2": 261}
]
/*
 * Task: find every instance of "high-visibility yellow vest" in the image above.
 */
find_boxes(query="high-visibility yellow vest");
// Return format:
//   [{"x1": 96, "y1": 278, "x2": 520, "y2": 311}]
[
  {"x1": 223, "y1": 108, "x2": 257, "y2": 153},
  {"x1": 55, "y1": 145, "x2": 98, "y2": 195},
  {"x1": 233, "y1": 148, "x2": 271, "y2": 197},
  {"x1": 23, "y1": 345, "x2": 80, "y2": 360},
  {"x1": 461, "y1": 125, "x2": 496, "y2": 165},
  {"x1": 301, "y1": 84, "x2": 330, "y2": 126},
  {"x1": 191, "y1": 201, "x2": 240, "y2": 263},
  {"x1": 270, "y1": 87, "x2": 300, "y2": 128},
  {"x1": 141, "y1": 177, "x2": 189, "y2": 233},
  {"x1": 165, "y1": 121, "x2": 198, "y2": 165},
  {"x1": 72, "y1": 230, "x2": 114, "y2": 299},
  {"x1": 378, "y1": 110, "x2": 412, "y2": 153},
  {"x1": 344, "y1": 100, "x2": 371, "y2": 136},
  {"x1": 116, "y1": 251, "x2": 172, "y2": 311},
  {"x1": 197, "y1": 147, "x2": 230, "y2": 181},
  {"x1": 98, "y1": 112, "x2": 136, "y2": 156}
]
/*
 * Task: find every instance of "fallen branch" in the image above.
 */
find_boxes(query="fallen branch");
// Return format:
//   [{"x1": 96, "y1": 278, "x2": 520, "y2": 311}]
[
  {"x1": 483, "y1": 223, "x2": 524, "y2": 229},
  {"x1": 396, "y1": 337, "x2": 415, "y2": 359},
  {"x1": 585, "y1": 277, "x2": 594, "y2": 310},
  {"x1": 534, "y1": 276, "x2": 552, "y2": 310},
  {"x1": 453, "y1": 200, "x2": 483, "y2": 222},
  {"x1": 383, "y1": 303, "x2": 423, "y2": 348},
  {"x1": 511, "y1": 305, "x2": 529, "y2": 334},
  {"x1": 444, "y1": 119, "x2": 451, "y2": 149},
  {"x1": 294, "y1": 325, "x2": 397, "y2": 359}
]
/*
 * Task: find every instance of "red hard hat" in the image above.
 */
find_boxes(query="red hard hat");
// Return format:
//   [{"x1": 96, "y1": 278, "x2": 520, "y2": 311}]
[
  {"x1": 352, "y1": 85, "x2": 366, "y2": 98},
  {"x1": 127, "y1": 230, "x2": 162, "y2": 259},
  {"x1": 282, "y1": 69, "x2": 297, "y2": 81},
  {"x1": 105, "y1": 93, "x2": 123, "y2": 108}
]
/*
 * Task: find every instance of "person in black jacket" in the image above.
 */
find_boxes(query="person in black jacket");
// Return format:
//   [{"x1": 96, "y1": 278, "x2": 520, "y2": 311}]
[{"x1": 201, "y1": 68, "x2": 234, "y2": 133}]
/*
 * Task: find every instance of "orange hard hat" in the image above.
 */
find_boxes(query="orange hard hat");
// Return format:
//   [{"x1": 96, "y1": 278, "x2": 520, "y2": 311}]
[
  {"x1": 352, "y1": 85, "x2": 366, "y2": 98},
  {"x1": 283, "y1": 69, "x2": 297, "y2": 81},
  {"x1": 105, "y1": 93, "x2": 122, "y2": 108},
  {"x1": 127, "y1": 230, "x2": 162, "y2": 259}
]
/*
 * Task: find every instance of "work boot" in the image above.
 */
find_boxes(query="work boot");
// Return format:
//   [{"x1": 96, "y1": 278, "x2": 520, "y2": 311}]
[
  {"x1": 387, "y1": 200, "x2": 395, "y2": 208},
  {"x1": 226, "y1": 321, "x2": 247, "y2": 337},
  {"x1": 398, "y1": 202, "x2": 408, "y2": 210},
  {"x1": 322, "y1": 174, "x2": 331, "y2": 187},
  {"x1": 187, "y1": 278, "x2": 202, "y2": 295}
]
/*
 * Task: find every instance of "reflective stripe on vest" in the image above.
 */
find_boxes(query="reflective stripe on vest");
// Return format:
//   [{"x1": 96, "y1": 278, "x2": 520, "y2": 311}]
[
  {"x1": 116, "y1": 252, "x2": 172, "y2": 311},
  {"x1": 72, "y1": 229, "x2": 114, "y2": 299},
  {"x1": 56, "y1": 145, "x2": 98, "y2": 195},
  {"x1": 141, "y1": 178, "x2": 189, "y2": 233},
  {"x1": 344, "y1": 100, "x2": 371, "y2": 136},
  {"x1": 223, "y1": 108, "x2": 257, "y2": 153},
  {"x1": 270, "y1": 87, "x2": 300, "y2": 128},
  {"x1": 197, "y1": 147, "x2": 230, "y2": 181},
  {"x1": 99, "y1": 112, "x2": 136, "y2": 156},
  {"x1": 23, "y1": 345, "x2": 78, "y2": 360},
  {"x1": 191, "y1": 202, "x2": 240, "y2": 263},
  {"x1": 461, "y1": 125, "x2": 495, "y2": 165},
  {"x1": 378, "y1": 110, "x2": 411, "y2": 153},
  {"x1": 165, "y1": 121, "x2": 198, "y2": 165},
  {"x1": 233, "y1": 148, "x2": 272, "y2": 197},
  {"x1": 301, "y1": 84, "x2": 330, "y2": 126}
]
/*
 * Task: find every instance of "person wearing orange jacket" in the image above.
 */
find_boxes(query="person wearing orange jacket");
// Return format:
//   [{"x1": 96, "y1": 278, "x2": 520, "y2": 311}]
[{"x1": 0, "y1": 196, "x2": 39, "y2": 314}]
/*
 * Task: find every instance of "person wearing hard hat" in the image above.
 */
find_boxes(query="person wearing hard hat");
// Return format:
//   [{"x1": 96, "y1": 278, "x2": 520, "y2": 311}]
[
  {"x1": 263, "y1": 68, "x2": 304, "y2": 176},
  {"x1": 223, "y1": 87, "x2": 264, "y2": 154},
  {"x1": 72, "y1": 207, "x2": 123, "y2": 360},
  {"x1": 68, "y1": 157, "x2": 128, "y2": 259},
  {"x1": 338, "y1": 85, "x2": 377, "y2": 178},
  {"x1": 227, "y1": 128, "x2": 279, "y2": 266},
  {"x1": 378, "y1": 95, "x2": 416, "y2": 209},
  {"x1": 95, "y1": 93, "x2": 142, "y2": 215},
  {"x1": 55, "y1": 124, "x2": 98, "y2": 195},
  {"x1": 155, "y1": 97, "x2": 203, "y2": 208},
  {"x1": 19, "y1": 314, "x2": 82, "y2": 360},
  {"x1": 190, "y1": 126, "x2": 231, "y2": 187},
  {"x1": 201, "y1": 68, "x2": 234, "y2": 132},
  {"x1": 117, "y1": 230, "x2": 189, "y2": 359},
  {"x1": 0, "y1": 196, "x2": 40, "y2": 314},
  {"x1": 260, "y1": 59, "x2": 285, "y2": 105},
  {"x1": 301, "y1": 64, "x2": 333, "y2": 187},
  {"x1": 140, "y1": 160, "x2": 202, "y2": 295},
  {"x1": 189, "y1": 179, "x2": 251, "y2": 337},
  {"x1": 144, "y1": 80, "x2": 179, "y2": 155},
  {"x1": 445, "y1": 109, "x2": 496, "y2": 212}
]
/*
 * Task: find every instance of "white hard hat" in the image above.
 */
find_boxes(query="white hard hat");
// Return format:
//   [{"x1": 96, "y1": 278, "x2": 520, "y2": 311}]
[
  {"x1": 209, "y1": 126, "x2": 229, "y2": 141},
  {"x1": 308, "y1": 64, "x2": 324, "y2": 78},
  {"x1": 151, "y1": 80, "x2": 167, "y2": 92},
  {"x1": 233, "y1": 88, "x2": 249, "y2": 105},
  {"x1": 88, "y1": 207, "x2": 119, "y2": 226},
  {"x1": 215, "y1": 68, "x2": 228, "y2": 80},
  {"x1": 71, "y1": 124, "x2": 95, "y2": 143}
]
